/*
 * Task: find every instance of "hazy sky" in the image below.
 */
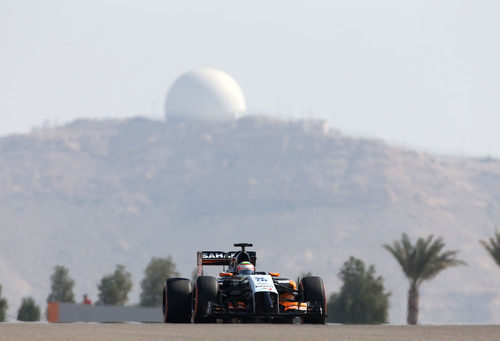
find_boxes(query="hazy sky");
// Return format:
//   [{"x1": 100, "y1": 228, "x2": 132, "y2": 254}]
[{"x1": 1, "y1": 0, "x2": 499, "y2": 157}]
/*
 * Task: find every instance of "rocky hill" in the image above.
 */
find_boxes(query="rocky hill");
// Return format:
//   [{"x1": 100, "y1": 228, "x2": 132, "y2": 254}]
[{"x1": 1, "y1": 116, "x2": 499, "y2": 323}]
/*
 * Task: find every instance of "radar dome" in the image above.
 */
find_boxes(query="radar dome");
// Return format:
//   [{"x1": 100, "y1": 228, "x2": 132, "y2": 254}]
[{"x1": 165, "y1": 68, "x2": 246, "y2": 121}]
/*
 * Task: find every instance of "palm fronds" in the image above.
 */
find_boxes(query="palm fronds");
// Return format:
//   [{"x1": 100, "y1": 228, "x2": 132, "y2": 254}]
[
  {"x1": 383, "y1": 233, "x2": 466, "y2": 286},
  {"x1": 480, "y1": 231, "x2": 500, "y2": 267}
]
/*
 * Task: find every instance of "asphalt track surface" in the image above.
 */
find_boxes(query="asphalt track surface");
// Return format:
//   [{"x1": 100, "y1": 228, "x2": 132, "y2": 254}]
[{"x1": 1, "y1": 323, "x2": 500, "y2": 341}]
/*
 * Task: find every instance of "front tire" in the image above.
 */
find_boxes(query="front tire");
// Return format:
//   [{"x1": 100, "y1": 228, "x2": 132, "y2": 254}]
[
  {"x1": 192, "y1": 276, "x2": 218, "y2": 323},
  {"x1": 163, "y1": 278, "x2": 192, "y2": 323},
  {"x1": 300, "y1": 276, "x2": 326, "y2": 324}
]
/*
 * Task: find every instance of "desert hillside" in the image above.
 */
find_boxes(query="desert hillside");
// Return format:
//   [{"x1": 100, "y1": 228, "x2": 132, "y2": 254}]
[{"x1": 1, "y1": 116, "x2": 499, "y2": 323}]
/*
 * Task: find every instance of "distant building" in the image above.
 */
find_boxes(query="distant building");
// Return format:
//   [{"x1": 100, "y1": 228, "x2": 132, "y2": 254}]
[
  {"x1": 165, "y1": 68, "x2": 246, "y2": 122},
  {"x1": 82, "y1": 294, "x2": 92, "y2": 305},
  {"x1": 47, "y1": 302, "x2": 161, "y2": 323}
]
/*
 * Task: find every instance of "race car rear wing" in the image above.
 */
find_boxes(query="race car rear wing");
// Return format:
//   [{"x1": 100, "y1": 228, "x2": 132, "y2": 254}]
[{"x1": 197, "y1": 251, "x2": 257, "y2": 276}]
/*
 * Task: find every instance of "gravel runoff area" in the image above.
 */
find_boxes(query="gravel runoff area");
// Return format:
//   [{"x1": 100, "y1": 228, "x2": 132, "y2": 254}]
[{"x1": 1, "y1": 323, "x2": 500, "y2": 341}]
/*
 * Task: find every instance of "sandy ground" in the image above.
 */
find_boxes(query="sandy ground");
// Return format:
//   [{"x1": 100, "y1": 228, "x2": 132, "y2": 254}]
[{"x1": 0, "y1": 323, "x2": 499, "y2": 341}]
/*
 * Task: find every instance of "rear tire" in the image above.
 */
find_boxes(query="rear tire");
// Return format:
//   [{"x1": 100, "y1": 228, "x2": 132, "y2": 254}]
[
  {"x1": 163, "y1": 278, "x2": 192, "y2": 323},
  {"x1": 300, "y1": 276, "x2": 326, "y2": 324},
  {"x1": 192, "y1": 276, "x2": 218, "y2": 323}
]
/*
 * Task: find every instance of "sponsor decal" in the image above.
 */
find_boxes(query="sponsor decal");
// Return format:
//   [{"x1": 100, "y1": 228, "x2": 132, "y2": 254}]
[
  {"x1": 202, "y1": 252, "x2": 227, "y2": 259},
  {"x1": 251, "y1": 276, "x2": 275, "y2": 290},
  {"x1": 200, "y1": 251, "x2": 256, "y2": 260}
]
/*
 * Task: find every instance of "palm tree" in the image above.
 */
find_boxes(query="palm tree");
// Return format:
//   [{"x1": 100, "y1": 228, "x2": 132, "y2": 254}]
[
  {"x1": 480, "y1": 230, "x2": 500, "y2": 267},
  {"x1": 383, "y1": 233, "x2": 466, "y2": 325}
]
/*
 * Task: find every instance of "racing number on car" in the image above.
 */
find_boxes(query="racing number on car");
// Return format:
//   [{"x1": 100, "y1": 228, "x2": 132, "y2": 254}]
[{"x1": 255, "y1": 277, "x2": 266, "y2": 282}]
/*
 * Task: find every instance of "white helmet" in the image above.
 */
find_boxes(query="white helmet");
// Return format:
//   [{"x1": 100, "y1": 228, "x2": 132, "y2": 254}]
[{"x1": 236, "y1": 261, "x2": 255, "y2": 275}]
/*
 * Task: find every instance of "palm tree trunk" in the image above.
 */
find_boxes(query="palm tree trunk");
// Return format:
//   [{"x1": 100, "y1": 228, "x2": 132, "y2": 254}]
[{"x1": 407, "y1": 281, "x2": 419, "y2": 325}]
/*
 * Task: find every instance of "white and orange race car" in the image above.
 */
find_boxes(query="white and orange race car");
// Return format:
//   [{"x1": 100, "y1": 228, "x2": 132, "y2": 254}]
[{"x1": 162, "y1": 243, "x2": 326, "y2": 323}]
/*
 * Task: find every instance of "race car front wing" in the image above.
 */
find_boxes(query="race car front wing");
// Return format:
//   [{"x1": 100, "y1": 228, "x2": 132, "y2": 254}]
[{"x1": 205, "y1": 301, "x2": 324, "y2": 319}]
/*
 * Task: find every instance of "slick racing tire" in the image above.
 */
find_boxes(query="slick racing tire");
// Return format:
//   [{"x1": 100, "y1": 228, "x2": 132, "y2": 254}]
[
  {"x1": 163, "y1": 278, "x2": 192, "y2": 323},
  {"x1": 192, "y1": 276, "x2": 218, "y2": 323},
  {"x1": 300, "y1": 276, "x2": 326, "y2": 324}
]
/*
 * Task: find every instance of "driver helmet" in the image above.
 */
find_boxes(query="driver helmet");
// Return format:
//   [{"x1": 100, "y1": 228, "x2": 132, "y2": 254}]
[{"x1": 236, "y1": 261, "x2": 255, "y2": 275}]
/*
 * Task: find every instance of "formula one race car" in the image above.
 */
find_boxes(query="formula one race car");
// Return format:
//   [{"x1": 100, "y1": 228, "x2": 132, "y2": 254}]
[{"x1": 162, "y1": 243, "x2": 326, "y2": 324}]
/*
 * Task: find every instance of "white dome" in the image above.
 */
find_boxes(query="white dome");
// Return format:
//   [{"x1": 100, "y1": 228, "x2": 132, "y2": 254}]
[{"x1": 165, "y1": 68, "x2": 246, "y2": 121}]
